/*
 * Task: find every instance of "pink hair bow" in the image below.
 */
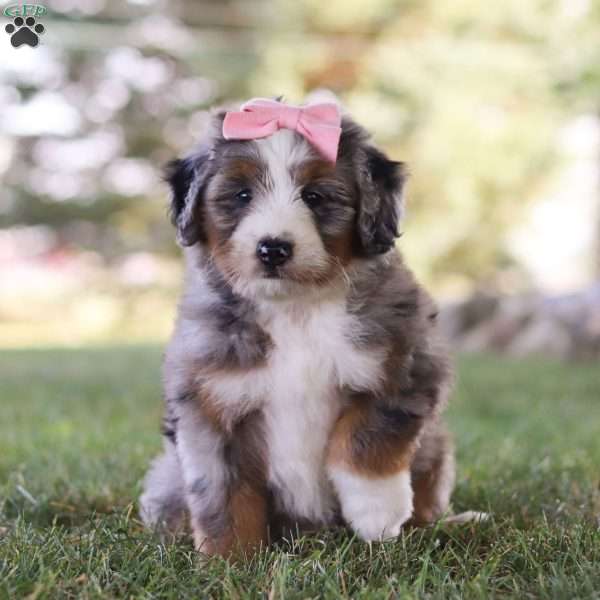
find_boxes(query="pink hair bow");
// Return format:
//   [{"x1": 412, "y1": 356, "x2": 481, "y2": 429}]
[{"x1": 222, "y1": 98, "x2": 342, "y2": 163}]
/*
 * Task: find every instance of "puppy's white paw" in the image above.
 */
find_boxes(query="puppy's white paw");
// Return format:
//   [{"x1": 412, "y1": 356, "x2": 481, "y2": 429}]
[{"x1": 329, "y1": 468, "x2": 413, "y2": 541}]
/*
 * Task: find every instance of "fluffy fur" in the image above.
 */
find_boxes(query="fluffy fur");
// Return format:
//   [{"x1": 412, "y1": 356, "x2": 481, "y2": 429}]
[{"x1": 139, "y1": 101, "x2": 455, "y2": 556}]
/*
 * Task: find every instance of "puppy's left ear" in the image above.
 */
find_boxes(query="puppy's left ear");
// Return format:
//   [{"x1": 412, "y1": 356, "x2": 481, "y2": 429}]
[{"x1": 356, "y1": 146, "x2": 406, "y2": 256}]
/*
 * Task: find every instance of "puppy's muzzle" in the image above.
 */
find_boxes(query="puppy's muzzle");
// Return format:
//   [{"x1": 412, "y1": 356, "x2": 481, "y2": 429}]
[{"x1": 256, "y1": 237, "x2": 294, "y2": 268}]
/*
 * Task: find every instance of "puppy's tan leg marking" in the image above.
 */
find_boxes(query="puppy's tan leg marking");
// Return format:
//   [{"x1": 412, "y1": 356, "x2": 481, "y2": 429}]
[
  {"x1": 327, "y1": 403, "x2": 419, "y2": 476},
  {"x1": 327, "y1": 403, "x2": 421, "y2": 541},
  {"x1": 194, "y1": 482, "x2": 268, "y2": 557}
]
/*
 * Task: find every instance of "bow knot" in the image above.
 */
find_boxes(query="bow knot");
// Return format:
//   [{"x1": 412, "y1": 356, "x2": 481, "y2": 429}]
[
  {"x1": 222, "y1": 98, "x2": 342, "y2": 163},
  {"x1": 277, "y1": 105, "x2": 302, "y2": 132}
]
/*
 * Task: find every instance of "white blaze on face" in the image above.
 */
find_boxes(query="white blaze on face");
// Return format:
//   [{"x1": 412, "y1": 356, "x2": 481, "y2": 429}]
[{"x1": 228, "y1": 130, "x2": 331, "y2": 298}]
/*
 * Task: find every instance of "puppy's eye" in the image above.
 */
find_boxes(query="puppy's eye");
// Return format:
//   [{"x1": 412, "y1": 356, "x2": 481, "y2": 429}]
[
  {"x1": 301, "y1": 189, "x2": 323, "y2": 205},
  {"x1": 235, "y1": 188, "x2": 253, "y2": 203}
]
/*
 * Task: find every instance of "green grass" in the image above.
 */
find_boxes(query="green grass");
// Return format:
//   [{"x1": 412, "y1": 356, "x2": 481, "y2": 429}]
[{"x1": 1, "y1": 347, "x2": 599, "y2": 599}]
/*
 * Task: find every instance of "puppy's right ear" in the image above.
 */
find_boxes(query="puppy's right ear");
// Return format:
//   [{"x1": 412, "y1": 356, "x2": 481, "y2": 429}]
[{"x1": 165, "y1": 149, "x2": 214, "y2": 246}]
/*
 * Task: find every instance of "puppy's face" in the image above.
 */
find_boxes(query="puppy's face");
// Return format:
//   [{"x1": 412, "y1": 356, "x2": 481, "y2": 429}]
[
  {"x1": 167, "y1": 110, "x2": 405, "y2": 300},
  {"x1": 204, "y1": 129, "x2": 359, "y2": 298}
]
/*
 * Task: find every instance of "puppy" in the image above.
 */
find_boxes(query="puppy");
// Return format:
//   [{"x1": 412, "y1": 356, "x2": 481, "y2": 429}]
[{"x1": 140, "y1": 98, "x2": 455, "y2": 556}]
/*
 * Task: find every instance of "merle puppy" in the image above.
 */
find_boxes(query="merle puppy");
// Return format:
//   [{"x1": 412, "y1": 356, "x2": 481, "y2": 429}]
[{"x1": 140, "y1": 98, "x2": 456, "y2": 556}]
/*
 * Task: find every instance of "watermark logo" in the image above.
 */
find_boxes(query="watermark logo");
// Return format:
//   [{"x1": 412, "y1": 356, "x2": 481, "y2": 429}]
[{"x1": 3, "y1": 4, "x2": 47, "y2": 47}]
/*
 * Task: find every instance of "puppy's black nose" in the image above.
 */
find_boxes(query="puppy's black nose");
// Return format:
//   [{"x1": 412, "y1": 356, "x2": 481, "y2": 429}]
[{"x1": 256, "y1": 238, "x2": 293, "y2": 267}]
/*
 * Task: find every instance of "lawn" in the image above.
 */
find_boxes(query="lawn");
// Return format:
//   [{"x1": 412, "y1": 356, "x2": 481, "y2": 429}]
[{"x1": 1, "y1": 346, "x2": 599, "y2": 599}]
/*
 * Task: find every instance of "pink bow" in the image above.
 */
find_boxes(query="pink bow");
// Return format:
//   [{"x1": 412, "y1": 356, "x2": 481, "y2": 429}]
[{"x1": 222, "y1": 98, "x2": 342, "y2": 163}]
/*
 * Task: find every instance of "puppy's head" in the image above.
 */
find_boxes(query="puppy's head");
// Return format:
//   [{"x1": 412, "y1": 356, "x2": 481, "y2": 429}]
[{"x1": 166, "y1": 106, "x2": 406, "y2": 300}]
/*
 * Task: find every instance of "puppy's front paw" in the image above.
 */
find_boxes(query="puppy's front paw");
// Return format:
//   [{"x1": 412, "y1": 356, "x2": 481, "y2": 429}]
[{"x1": 329, "y1": 468, "x2": 413, "y2": 541}]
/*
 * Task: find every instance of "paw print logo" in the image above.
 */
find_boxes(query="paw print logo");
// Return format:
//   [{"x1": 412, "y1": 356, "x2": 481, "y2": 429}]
[{"x1": 5, "y1": 16, "x2": 45, "y2": 48}]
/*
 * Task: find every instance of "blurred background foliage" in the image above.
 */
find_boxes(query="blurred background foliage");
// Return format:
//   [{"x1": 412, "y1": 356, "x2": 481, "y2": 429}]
[{"x1": 1, "y1": 0, "x2": 600, "y2": 347}]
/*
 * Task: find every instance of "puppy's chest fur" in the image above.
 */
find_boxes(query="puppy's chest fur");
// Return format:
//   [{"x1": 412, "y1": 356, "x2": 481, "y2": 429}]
[{"x1": 205, "y1": 294, "x2": 385, "y2": 523}]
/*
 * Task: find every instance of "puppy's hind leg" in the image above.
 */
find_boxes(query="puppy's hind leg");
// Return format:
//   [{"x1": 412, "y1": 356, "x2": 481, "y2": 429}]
[
  {"x1": 410, "y1": 422, "x2": 488, "y2": 526},
  {"x1": 139, "y1": 441, "x2": 187, "y2": 538},
  {"x1": 409, "y1": 421, "x2": 455, "y2": 526}
]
